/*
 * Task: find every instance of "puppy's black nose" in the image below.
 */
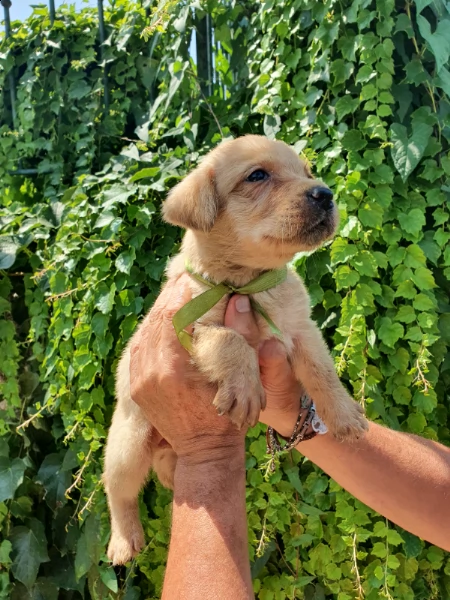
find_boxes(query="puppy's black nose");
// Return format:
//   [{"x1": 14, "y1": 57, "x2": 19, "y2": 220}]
[{"x1": 307, "y1": 187, "x2": 334, "y2": 211}]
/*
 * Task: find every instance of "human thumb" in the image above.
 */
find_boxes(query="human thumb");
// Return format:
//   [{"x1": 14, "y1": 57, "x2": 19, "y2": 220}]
[
  {"x1": 259, "y1": 339, "x2": 299, "y2": 398},
  {"x1": 224, "y1": 295, "x2": 260, "y2": 349}
]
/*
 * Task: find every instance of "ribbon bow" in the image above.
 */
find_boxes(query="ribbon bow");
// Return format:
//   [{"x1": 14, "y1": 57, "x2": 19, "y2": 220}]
[{"x1": 172, "y1": 263, "x2": 288, "y2": 353}]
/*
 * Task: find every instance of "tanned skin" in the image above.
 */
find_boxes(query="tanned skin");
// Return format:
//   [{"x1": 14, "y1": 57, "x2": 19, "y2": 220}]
[{"x1": 129, "y1": 276, "x2": 450, "y2": 599}]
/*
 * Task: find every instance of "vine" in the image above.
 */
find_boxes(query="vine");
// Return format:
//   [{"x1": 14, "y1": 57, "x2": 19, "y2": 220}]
[{"x1": 0, "y1": 1, "x2": 449, "y2": 599}]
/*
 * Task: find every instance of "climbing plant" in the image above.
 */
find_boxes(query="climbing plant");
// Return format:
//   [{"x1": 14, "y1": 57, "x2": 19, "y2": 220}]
[{"x1": 0, "y1": 0, "x2": 449, "y2": 599}]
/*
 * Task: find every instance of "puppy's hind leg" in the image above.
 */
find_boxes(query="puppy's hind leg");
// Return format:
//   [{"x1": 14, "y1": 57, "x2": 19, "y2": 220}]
[
  {"x1": 103, "y1": 403, "x2": 153, "y2": 565},
  {"x1": 103, "y1": 351, "x2": 153, "y2": 565}
]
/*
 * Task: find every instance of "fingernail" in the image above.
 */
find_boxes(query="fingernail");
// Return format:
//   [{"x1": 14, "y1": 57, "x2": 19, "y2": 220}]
[{"x1": 236, "y1": 296, "x2": 251, "y2": 313}]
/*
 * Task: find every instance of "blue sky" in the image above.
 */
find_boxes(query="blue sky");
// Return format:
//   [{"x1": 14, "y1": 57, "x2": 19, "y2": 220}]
[{"x1": 5, "y1": 1, "x2": 96, "y2": 24}]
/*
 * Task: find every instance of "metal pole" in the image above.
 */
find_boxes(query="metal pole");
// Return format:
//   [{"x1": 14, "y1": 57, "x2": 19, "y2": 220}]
[
  {"x1": 2, "y1": 0, "x2": 17, "y2": 130},
  {"x1": 97, "y1": 0, "x2": 110, "y2": 113},
  {"x1": 49, "y1": 0, "x2": 55, "y2": 25},
  {"x1": 2, "y1": 0, "x2": 52, "y2": 176},
  {"x1": 206, "y1": 14, "x2": 212, "y2": 97},
  {"x1": 8, "y1": 168, "x2": 40, "y2": 175}
]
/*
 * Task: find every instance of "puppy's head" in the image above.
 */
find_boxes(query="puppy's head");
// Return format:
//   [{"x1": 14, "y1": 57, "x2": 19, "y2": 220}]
[{"x1": 163, "y1": 135, "x2": 338, "y2": 265}]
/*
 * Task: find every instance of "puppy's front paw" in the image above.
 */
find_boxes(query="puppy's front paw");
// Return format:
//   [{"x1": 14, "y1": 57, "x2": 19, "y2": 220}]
[
  {"x1": 324, "y1": 396, "x2": 368, "y2": 441},
  {"x1": 107, "y1": 526, "x2": 145, "y2": 565},
  {"x1": 213, "y1": 373, "x2": 266, "y2": 429}
]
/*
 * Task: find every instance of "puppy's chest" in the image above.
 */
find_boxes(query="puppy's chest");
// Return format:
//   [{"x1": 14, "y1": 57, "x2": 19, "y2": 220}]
[{"x1": 190, "y1": 271, "x2": 311, "y2": 353}]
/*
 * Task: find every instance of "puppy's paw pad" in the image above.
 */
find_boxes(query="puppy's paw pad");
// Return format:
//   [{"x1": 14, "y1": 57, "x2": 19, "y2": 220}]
[{"x1": 107, "y1": 530, "x2": 145, "y2": 565}]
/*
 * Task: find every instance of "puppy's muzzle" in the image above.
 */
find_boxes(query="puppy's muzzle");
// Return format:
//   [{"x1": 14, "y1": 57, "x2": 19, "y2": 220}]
[{"x1": 307, "y1": 186, "x2": 334, "y2": 212}]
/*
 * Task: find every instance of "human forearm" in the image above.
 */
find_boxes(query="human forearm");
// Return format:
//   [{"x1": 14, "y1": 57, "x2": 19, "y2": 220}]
[
  {"x1": 298, "y1": 421, "x2": 450, "y2": 550},
  {"x1": 163, "y1": 444, "x2": 253, "y2": 600}
]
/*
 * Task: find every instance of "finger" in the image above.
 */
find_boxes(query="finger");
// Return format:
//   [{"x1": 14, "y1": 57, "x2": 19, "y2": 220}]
[
  {"x1": 259, "y1": 339, "x2": 288, "y2": 369},
  {"x1": 259, "y1": 339, "x2": 296, "y2": 390},
  {"x1": 224, "y1": 295, "x2": 260, "y2": 349}
]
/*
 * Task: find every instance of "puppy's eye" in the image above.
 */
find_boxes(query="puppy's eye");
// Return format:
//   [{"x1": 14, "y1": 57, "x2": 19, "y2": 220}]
[{"x1": 246, "y1": 169, "x2": 270, "y2": 182}]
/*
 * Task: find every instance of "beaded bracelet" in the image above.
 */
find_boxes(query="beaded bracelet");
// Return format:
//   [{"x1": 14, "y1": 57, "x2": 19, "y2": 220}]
[{"x1": 266, "y1": 394, "x2": 328, "y2": 471}]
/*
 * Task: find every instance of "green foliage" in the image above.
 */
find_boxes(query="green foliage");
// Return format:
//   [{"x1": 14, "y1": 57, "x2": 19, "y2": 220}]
[{"x1": 0, "y1": 0, "x2": 449, "y2": 598}]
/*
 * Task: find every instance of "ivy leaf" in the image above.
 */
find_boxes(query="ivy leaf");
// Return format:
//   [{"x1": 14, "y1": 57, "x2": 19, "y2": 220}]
[
  {"x1": 390, "y1": 121, "x2": 433, "y2": 181},
  {"x1": 94, "y1": 282, "x2": 116, "y2": 314},
  {"x1": 251, "y1": 540, "x2": 276, "y2": 579},
  {"x1": 404, "y1": 244, "x2": 426, "y2": 268},
  {"x1": 0, "y1": 236, "x2": 21, "y2": 270},
  {"x1": 330, "y1": 239, "x2": 358, "y2": 265},
  {"x1": 371, "y1": 541, "x2": 387, "y2": 558},
  {"x1": 398, "y1": 208, "x2": 426, "y2": 235},
  {"x1": 387, "y1": 529, "x2": 404, "y2": 545},
  {"x1": 394, "y1": 280, "x2": 416, "y2": 299},
  {"x1": 416, "y1": 15, "x2": 450, "y2": 72},
  {"x1": 102, "y1": 184, "x2": 136, "y2": 209},
  {"x1": 413, "y1": 390, "x2": 437, "y2": 414},
  {"x1": 351, "y1": 251, "x2": 378, "y2": 277},
  {"x1": 335, "y1": 96, "x2": 359, "y2": 121},
  {"x1": 411, "y1": 267, "x2": 436, "y2": 290},
  {"x1": 0, "y1": 457, "x2": 26, "y2": 503},
  {"x1": 438, "y1": 314, "x2": 450, "y2": 343},
  {"x1": 411, "y1": 295, "x2": 434, "y2": 316},
  {"x1": 99, "y1": 566, "x2": 118, "y2": 593},
  {"x1": 407, "y1": 413, "x2": 427, "y2": 433},
  {"x1": 36, "y1": 453, "x2": 72, "y2": 509},
  {"x1": 402, "y1": 531, "x2": 423, "y2": 558},
  {"x1": 334, "y1": 265, "x2": 360, "y2": 291},
  {"x1": 436, "y1": 66, "x2": 450, "y2": 97},
  {"x1": 0, "y1": 540, "x2": 12, "y2": 565},
  {"x1": 263, "y1": 114, "x2": 281, "y2": 139},
  {"x1": 94, "y1": 212, "x2": 116, "y2": 229},
  {"x1": 10, "y1": 519, "x2": 50, "y2": 589},
  {"x1": 130, "y1": 167, "x2": 160, "y2": 182},
  {"x1": 415, "y1": 0, "x2": 433, "y2": 12},
  {"x1": 395, "y1": 305, "x2": 416, "y2": 324},
  {"x1": 358, "y1": 203, "x2": 384, "y2": 229},
  {"x1": 10, "y1": 579, "x2": 59, "y2": 600},
  {"x1": 342, "y1": 130, "x2": 366, "y2": 151},
  {"x1": 293, "y1": 575, "x2": 316, "y2": 586},
  {"x1": 74, "y1": 532, "x2": 92, "y2": 581},
  {"x1": 390, "y1": 349, "x2": 409, "y2": 376},
  {"x1": 67, "y1": 80, "x2": 91, "y2": 100},
  {"x1": 115, "y1": 248, "x2": 136, "y2": 274},
  {"x1": 378, "y1": 317, "x2": 404, "y2": 347},
  {"x1": 393, "y1": 386, "x2": 411, "y2": 405}
]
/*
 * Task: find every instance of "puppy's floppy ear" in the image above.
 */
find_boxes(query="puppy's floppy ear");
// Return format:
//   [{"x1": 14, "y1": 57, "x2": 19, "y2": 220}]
[{"x1": 162, "y1": 164, "x2": 218, "y2": 232}]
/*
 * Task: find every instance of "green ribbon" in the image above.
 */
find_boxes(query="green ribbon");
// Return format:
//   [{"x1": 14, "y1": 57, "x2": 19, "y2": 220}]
[{"x1": 172, "y1": 264, "x2": 288, "y2": 352}]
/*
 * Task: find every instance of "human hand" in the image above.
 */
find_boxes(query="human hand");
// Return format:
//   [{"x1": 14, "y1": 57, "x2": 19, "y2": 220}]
[
  {"x1": 130, "y1": 274, "x2": 246, "y2": 463},
  {"x1": 224, "y1": 295, "x2": 302, "y2": 437}
]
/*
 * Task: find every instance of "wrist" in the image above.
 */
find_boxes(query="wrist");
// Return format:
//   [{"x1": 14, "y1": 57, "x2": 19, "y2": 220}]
[
  {"x1": 266, "y1": 396, "x2": 330, "y2": 466},
  {"x1": 176, "y1": 435, "x2": 245, "y2": 468},
  {"x1": 268, "y1": 412, "x2": 301, "y2": 438},
  {"x1": 174, "y1": 442, "x2": 245, "y2": 502}
]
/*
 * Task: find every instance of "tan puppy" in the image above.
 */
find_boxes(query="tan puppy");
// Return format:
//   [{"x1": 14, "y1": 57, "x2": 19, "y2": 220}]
[{"x1": 103, "y1": 135, "x2": 368, "y2": 565}]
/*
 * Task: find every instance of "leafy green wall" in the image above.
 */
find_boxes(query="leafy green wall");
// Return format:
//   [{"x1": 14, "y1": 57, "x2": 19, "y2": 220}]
[{"x1": 0, "y1": 1, "x2": 449, "y2": 598}]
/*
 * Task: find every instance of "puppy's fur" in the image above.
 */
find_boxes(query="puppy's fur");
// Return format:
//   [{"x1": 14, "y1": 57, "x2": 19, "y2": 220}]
[{"x1": 103, "y1": 135, "x2": 368, "y2": 565}]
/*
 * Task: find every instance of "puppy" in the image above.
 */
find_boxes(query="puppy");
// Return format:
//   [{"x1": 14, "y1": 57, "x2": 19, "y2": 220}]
[{"x1": 103, "y1": 135, "x2": 368, "y2": 565}]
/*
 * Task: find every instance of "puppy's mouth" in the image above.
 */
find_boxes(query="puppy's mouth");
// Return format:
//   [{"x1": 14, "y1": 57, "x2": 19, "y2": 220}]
[
  {"x1": 304, "y1": 212, "x2": 333, "y2": 233},
  {"x1": 261, "y1": 207, "x2": 338, "y2": 250},
  {"x1": 292, "y1": 207, "x2": 337, "y2": 245}
]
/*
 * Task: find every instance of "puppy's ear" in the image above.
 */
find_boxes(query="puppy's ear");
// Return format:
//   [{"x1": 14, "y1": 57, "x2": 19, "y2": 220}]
[{"x1": 162, "y1": 165, "x2": 218, "y2": 232}]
